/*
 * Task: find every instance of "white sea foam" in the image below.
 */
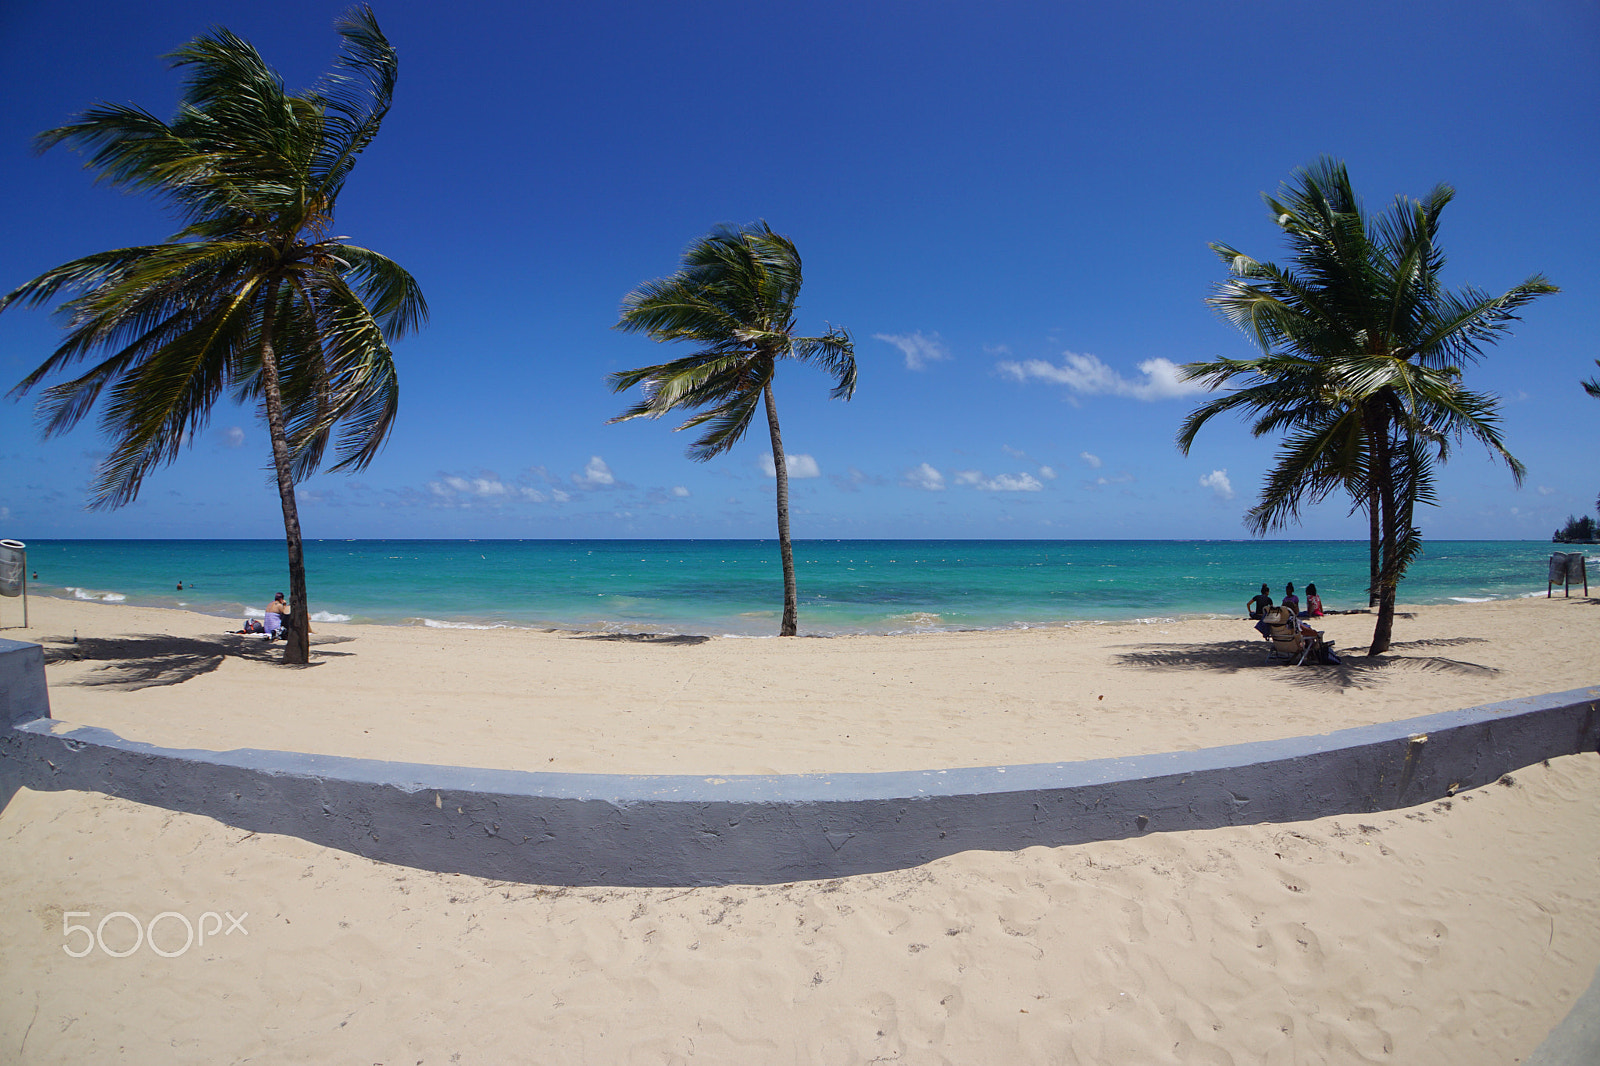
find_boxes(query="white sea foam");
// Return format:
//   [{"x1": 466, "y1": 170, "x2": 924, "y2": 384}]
[
  {"x1": 66, "y1": 587, "x2": 125, "y2": 603},
  {"x1": 310, "y1": 611, "x2": 351, "y2": 623},
  {"x1": 243, "y1": 607, "x2": 266, "y2": 618},
  {"x1": 1449, "y1": 596, "x2": 1495, "y2": 604},
  {"x1": 418, "y1": 617, "x2": 513, "y2": 630}
]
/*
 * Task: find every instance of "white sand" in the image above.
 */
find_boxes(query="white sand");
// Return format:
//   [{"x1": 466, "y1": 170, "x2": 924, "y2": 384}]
[{"x1": 1, "y1": 593, "x2": 1597, "y2": 1063}]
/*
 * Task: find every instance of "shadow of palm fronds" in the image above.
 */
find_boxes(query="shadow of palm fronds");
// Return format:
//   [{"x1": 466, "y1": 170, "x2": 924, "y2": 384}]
[
  {"x1": 1384, "y1": 636, "x2": 1488, "y2": 651},
  {"x1": 37, "y1": 631, "x2": 356, "y2": 689},
  {"x1": 1112, "y1": 640, "x2": 1277, "y2": 675},
  {"x1": 1113, "y1": 636, "x2": 1499, "y2": 694},
  {"x1": 572, "y1": 633, "x2": 711, "y2": 646}
]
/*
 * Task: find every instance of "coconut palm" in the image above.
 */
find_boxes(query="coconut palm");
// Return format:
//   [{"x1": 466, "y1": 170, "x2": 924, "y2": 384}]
[
  {"x1": 2, "y1": 7, "x2": 424, "y2": 663},
  {"x1": 609, "y1": 222, "x2": 856, "y2": 636},
  {"x1": 1179, "y1": 158, "x2": 1555, "y2": 654}
]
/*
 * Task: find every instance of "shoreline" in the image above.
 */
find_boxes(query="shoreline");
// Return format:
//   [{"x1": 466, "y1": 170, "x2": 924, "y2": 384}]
[
  {"x1": 24, "y1": 581, "x2": 1564, "y2": 639},
  {"x1": 20, "y1": 536, "x2": 1581, "y2": 637}
]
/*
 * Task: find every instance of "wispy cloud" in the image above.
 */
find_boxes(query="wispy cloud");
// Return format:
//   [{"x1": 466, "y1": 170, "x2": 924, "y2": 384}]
[
  {"x1": 874, "y1": 330, "x2": 952, "y2": 371},
  {"x1": 1038, "y1": 465, "x2": 1056, "y2": 481},
  {"x1": 1080, "y1": 451, "x2": 1102, "y2": 469},
  {"x1": 903, "y1": 462, "x2": 946, "y2": 491},
  {"x1": 954, "y1": 470, "x2": 1044, "y2": 492},
  {"x1": 1200, "y1": 469, "x2": 1235, "y2": 500},
  {"x1": 760, "y1": 453, "x2": 822, "y2": 478},
  {"x1": 672, "y1": 485, "x2": 691, "y2": 497},
  {"x1": 431, "y1": 475, "x2": 508, "y2": 497},
  {"x1": 831, "y1": 466, "x2": 885, "y2": 493},
  {"x1": 222, "y1": 427, "x2": 245, "y2": 448},
  {"x1": 425, "y1": 472, "x2": 557, "y2": 504},
  {"x1": 997, "y1": 351, "x2": 1205, "y2": 400}
]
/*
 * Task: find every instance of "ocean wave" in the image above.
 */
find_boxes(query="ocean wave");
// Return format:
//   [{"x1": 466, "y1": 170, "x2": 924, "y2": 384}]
[
  {"x1": 243, "y1": 607, "x2": 266, "y2": 618},
  {"x1": 417, "y1": 617, "x2": 515, "y2": 630},
  {"x1": 310, "y1": 611, "x2": 351, "y2": 623},
  {"x1": 1449, "y1": 596, "x2": 1495, "y2": 604},
  {"x1": 66, "y1": 586, "x2": 125, "y2": 603}
]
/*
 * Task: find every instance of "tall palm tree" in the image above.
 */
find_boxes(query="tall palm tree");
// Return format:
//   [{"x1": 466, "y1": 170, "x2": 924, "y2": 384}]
[
  {"x1": 1179, "y1": 158, "x2": 1555, "y2": 654},
  {"x1": 2, "y1": 7, "x2": 424, "y2": 664},
  {"x1": 608, "y1": 222, "x2": 856, "y2": 636}
]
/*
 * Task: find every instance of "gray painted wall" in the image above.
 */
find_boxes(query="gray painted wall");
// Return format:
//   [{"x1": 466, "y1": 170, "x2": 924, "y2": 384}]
[{"x1": 1, "y1": 638, "x2": 1595, "y2": 887}]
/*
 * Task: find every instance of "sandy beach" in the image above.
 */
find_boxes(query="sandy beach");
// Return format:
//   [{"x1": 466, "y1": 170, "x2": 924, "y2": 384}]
[{"x1": 2, "y1": 593, "x2": 1597, "y2": 1063}]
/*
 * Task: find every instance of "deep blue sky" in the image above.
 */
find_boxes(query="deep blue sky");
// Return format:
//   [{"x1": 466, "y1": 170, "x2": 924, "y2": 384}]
[{"x1": 2, "y1": 0, "x2": 1595, "y2": 540}]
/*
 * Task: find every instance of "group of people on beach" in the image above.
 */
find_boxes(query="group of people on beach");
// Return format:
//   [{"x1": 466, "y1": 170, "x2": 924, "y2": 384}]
[{"x1": 1246, "y1": 581, "x2": 1324, "y2": 637}]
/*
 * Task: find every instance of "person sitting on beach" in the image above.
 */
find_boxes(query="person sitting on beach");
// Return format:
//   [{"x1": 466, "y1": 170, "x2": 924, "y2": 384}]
[
  {"x1": 1305, "y1": 583, "x2": 1324, "y2": 618},
  {"x1": 1282, "y1": 582, "x2": 1300, "y2": 618},
  {"x1": 263, "y1": 592, "x2": 290, "y2": 640},
  {"x1": 1247, "y1": 583, "x2": 1274, "y2": 637}
]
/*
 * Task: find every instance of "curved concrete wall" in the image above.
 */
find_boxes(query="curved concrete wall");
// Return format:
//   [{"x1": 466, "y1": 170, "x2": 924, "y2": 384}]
[{"x1": 1, "y1": 638, "x2": 1596, "y2": 887}]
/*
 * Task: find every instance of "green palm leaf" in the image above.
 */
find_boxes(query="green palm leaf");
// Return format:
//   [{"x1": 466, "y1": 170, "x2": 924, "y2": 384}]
[
  {"x1": 609, "y1": 221, "x2": 856, "y2": 635},
  {"x1": 3, "y1": 6, "x2": 424, "y2": 663},
  {"x1": 1179, "y1": 157, "x2": 1556, "y2": 653}
]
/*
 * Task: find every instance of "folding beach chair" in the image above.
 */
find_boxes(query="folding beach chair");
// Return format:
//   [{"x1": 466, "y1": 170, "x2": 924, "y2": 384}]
[{"x1": 1263, "y1": 607, "x2": 1321, "y2": 665}]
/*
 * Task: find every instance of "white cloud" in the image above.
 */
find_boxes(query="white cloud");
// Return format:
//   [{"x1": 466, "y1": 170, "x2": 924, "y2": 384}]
[
  {"x1": 223, "y1": 427, "x2": 245, "y2": 448},
  {"x1": 1537, "y1": 486, "x2": 1555, "y2": 496},
  {"x1": 1080, "y1": 451, "x2": 1103, "y2": 468},
  {"x1": 572, "y1": 456, "x2": 615, "y2": 487},
  {"x1": 874, "y1": 330, "x2": 952, "y2": 371},
  {"x1": 1200, "y1": 469, "x2": 1235, "y2": 500},
  {"x1": 1038, "y1": 466, "x2": 1056, "y2": 481},
  {"x1": 433, "y1": 475, "x2": 507, "y2": 497},
  {"x1": 997, "y1": 352, "x2": 1206, "y2": 400},
  {"x1": 954, "y1": 469, "x2": 1043, "y2": 492},
  {"x1": 980, "y1": 473, "x2": 1044, "y2": 492},
  {"x1": 1001, "y1": 444, "x2": 1028, "y2": 459},
  {"x1": 672, "y1": 486, "x2": 691, "y2": 498},
  {"x1": 759, "y1": 453, "x2": 822, "y2": 478},
  {"x1": 903, "y1": 462, "x2": 946, "y2": 491}
]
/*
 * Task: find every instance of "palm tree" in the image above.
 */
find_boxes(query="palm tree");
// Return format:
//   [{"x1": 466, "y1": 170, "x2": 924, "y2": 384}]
[
  {"x1": 1583, "y1": 360, "x2": 1600, "y2": 399},
  {"x1": 609, "y1": 222, "x2": 856, "y2": 636},
  {"x1": 1178, "y1": 158, "x2": 1555, "y2": 654},
  {"x1": 2, "y1": 7, "x2": 424, "y2": 664}
]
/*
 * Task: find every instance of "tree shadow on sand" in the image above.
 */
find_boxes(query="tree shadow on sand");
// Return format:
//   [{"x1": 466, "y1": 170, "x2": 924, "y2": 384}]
[
  {"x1": 1112, "y1": 635, "x2": 1499, "y2": 694},
  {"x1": 571, "y1": 633, "x2": 711, "y2": 646},
  {"x1": 37, "y1": 632, "x2": 357, "y2": 690}
]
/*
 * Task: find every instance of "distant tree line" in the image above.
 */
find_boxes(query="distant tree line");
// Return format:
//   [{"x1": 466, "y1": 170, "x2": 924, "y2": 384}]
[{"x1": 1553, "y1": 512, "x2": 1598, "y2": 544}]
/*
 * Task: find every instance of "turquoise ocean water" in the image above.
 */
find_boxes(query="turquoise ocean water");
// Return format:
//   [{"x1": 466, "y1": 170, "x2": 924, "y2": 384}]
[{"x1": 13, "y1": 539, "x2": 1585, "y2": 637}]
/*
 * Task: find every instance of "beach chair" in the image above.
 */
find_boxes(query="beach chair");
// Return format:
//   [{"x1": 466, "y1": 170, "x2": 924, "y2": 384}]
[{"x1": 1263, "y1": 607, "x2": 1319, "y2": 665}]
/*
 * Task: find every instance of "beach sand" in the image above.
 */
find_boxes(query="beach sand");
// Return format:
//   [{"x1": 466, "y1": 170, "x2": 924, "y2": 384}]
[{"x1": 2, "y1": 593, "x2": 1597, "y2": 1063}]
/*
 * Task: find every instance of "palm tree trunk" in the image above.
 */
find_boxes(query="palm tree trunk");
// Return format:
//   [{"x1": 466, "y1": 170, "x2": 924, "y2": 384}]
[
  {"x1": 257, "y1": 278, "x2": 312, "y2": 665},
  {"x1": 1367, "y1": 488, "x2": 1380, "y2": 607},
  {"x1": 763, "y1": 380, "x2": 798, "y2": 636},
  {"x1": 1368, "y1": 406, "x2": 1397, "y2": 655}
]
